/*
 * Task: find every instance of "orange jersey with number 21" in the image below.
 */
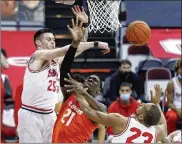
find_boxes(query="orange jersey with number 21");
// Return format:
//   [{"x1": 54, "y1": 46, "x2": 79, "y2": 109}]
[{"x1": 52, "y1": 94, "x2": 97, "y2": 143}]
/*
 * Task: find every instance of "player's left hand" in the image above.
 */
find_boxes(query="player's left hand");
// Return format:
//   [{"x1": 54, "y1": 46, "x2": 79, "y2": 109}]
[
  {"x1": 64, "y1": 73, "x2": 88, "y2": 95},
  {"x1": 150, "y1": 84, "x2": 162, "y2": 105},
  {"x1": 72, "y1": 5, "x2": 88, "y2": 23},
  {"x1": 98, "y1": 42, "x2": 110, "y2": 55}
]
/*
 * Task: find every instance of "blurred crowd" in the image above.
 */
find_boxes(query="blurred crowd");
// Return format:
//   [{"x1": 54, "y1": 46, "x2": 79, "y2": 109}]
[
  {"x1": 1, "y1": 0, "x2": 181, "y2": 143},
  {"x1": 1, "y1": 0, "x2": 44, "y2": 22}
]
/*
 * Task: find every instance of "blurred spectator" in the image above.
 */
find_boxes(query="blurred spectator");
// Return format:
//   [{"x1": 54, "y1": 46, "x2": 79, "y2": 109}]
[
  {"x1": 166, "y1": 59, "x2": 182, "y2": 134},
  {"x1": 1, "y1": 49, "x2": 16, "y2": 142},
  {"x1": 1, "y1": 49, "x2": 14, "y2": 109},
  {"x1": 107, "y1": 82, "x2": 139, "y2": 135},
  {"x1": 19, "y1": 0, "x2": 44, "y2": 22},
  {"x1": 1, "y1": 0, "x2": 17, "y2": 20},
  {"x1": 104, "y1": 59, "x2": 141, "y2": 107}
]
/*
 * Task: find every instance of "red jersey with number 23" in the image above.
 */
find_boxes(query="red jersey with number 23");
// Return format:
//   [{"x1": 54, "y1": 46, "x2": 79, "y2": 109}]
[
  {"x1": 110, "y1": 118, "x2": 156, "y2": 143},
  {"x1": 52, "y1": 94, "x2": 98, "y2": 143}
]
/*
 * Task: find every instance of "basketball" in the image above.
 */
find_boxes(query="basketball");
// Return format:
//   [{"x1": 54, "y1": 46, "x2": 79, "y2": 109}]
[{"x1": 126, "y1": 21, "x2": 151, "y2": 46}]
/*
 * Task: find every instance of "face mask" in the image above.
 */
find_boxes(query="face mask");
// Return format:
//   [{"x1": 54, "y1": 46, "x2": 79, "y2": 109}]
[
  {"x1": 178, "y1": 74, "x2": 182, "y2": 79},
  {"x1": 120, "y1": 93, "x2": 130, "y2": 101}
]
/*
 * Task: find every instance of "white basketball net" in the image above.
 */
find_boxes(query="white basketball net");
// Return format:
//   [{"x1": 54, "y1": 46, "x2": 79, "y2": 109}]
[{"x1": 87, "y1": 0, "x2": 122, "y2": 33}]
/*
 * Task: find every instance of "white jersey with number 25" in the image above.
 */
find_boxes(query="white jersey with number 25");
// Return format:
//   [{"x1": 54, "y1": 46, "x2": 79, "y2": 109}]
[{"x1": 21, "y1": 58, "x2": 62, "y2": 111}]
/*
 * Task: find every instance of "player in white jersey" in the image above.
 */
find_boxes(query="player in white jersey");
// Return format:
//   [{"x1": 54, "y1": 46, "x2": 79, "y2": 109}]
[
  {"x1": 17, "y1": 6, "x2": 110, "y2": 143},
  {"x1": 166, "y1": 59, "x2": 182, "y2": 134},
  {"x1": 74, "y1": 84, "x2": 167, "y2": 143}
]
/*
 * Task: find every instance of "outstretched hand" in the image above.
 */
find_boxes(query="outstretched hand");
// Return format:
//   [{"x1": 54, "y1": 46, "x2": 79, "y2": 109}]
[
  {"x1": 64, "y1": 73, "x2": 88, "y2": 95},
  {"x1": 72, "y1": 5, "x2": 88, "y2": 23},
  {"x1": 97, "y1": 42, "x2": 110, "y2": 55},
  {"x1": 67, "y1": 17, "x2": 85, "y2": 42},
  {"x1": 150, "y1": 84, "x2": 162, "y2": 105}
]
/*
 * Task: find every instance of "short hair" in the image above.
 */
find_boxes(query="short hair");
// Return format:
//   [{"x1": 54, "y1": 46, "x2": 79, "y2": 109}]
[
  {"x1": 34, "y1": 28, "x2": 53, "y2": 46},
  {"x1": 119, "y1": 59, "x2": 132, "y2": 67},
  {"x1": 120, "y1": 82, "x2": 132, "y2": 90},
  {"x1": 144, "y1": 105, "x2": 161, "y2": 127},
  {"x1": 175, "y1": 59, "x2": 182, "y2": 72},
  {"x1": 71, "y1": 74, "x2": 85, "y2": 84}
]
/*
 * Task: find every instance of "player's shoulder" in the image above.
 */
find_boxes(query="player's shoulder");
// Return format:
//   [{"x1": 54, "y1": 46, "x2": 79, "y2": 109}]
[{"x1": 31, "y1": 50, "x2": 47, "y2": 60}]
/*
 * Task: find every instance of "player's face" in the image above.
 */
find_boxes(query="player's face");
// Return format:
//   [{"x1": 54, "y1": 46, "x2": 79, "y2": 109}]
[
  {"x1": 83, "y1": 75, "x2": 100, "y2": 96},
  {"x1": 39, "y1": 33, "x2": 55, "y2": 50},
  {"x1": 120, "y1": 64, "x2": 131, "y2": 72}
]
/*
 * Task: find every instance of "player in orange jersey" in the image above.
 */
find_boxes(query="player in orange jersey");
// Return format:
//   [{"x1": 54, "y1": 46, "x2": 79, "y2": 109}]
[
  {"x1": 52, "y1": 5, "x2": 109, "y2": 143},
  {"x1": 53, "y1": 74, "x2": 106, "y2": 143}
]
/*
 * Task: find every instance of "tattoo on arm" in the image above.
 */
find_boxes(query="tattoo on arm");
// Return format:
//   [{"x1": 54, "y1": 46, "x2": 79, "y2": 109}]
[{"x1": 81, "y1": 28, "x2": 89, "y2": 42}]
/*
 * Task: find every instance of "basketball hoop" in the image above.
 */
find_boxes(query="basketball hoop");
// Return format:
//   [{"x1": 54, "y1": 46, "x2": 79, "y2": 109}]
[{"x1": 87, "y1": 0, "x2": 122, "y2": 33}]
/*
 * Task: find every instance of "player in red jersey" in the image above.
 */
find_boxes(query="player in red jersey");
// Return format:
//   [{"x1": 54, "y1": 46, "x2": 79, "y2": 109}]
[{"x1": 76, "y1": 84, "x2": 167, "y2": 143}]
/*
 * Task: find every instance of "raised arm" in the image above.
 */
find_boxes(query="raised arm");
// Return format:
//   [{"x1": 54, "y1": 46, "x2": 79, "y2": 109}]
[
  {"x1": 72, "y1": 5, "x2": 89, "y2": 42},
  {"x1": 150, "y1": 84, "x2": 167, "y2": 142},
  {"x1": 59, "y1": 41, "x2": 110, "y2": 63},
  {"x1": 75, "y1": 95, "x2": 128, "y2": 132}
]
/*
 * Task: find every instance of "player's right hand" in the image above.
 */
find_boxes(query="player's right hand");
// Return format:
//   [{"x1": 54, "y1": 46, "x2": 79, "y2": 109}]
[
  {"x1": 98, "y1": 42, "x2": 110, "y2": 55},
  {"x1": 72, "y1": 5, "x2": 88, "y2": 24},
  {"x1": 150, "y1": 84, "x2": 162, "y2": 105},
  {"x1": 67, "y1": 17, "x2": 85, "y2": 42}
]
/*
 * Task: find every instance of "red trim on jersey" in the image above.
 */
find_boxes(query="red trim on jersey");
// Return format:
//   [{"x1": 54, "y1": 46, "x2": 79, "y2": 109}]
[
  {"x1": 22, "y1": 104, "x2": 53, "y2": 113},
  {"x1": 51, "y1": 59, "x2": 57, "y2": 66},
  {"x1": 113, "y1": 118, "x2": 131, "y2": 137},
  {"x1": 27, "y1": 56, "x2": 50, "y2": 73}
]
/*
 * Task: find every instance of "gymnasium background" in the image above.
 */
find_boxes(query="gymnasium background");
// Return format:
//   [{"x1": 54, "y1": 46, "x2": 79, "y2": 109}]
[{"x1": 1, "y1": 0, "x2": 181, "y2": 142}]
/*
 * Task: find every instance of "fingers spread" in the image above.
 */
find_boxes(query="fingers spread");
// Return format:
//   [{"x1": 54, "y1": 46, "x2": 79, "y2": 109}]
[
  {"x1": 71, "y1": 19, "x2": 75, "y2": 28},
  {"x1": 67, "y1": 25, "x2": 72, "y2": 31},
  {"x1": 72, "y1": 7, "x2": 77, "y2": 15},
  {"x1": 79, "y1": 21, "x2": 83, "y2": 28},
  {"x1": 76, "y1": 16, "x2": 78, "y2": 27},
  {"x1": 74, "y1": 5, "x2": 79, "y2": 13},
  {"x1": 76, "y1": 5, "x2": 81, "y2": 13},
  {"x1": 81, "y1": 6, "x2": 85, "y2": 12},
  {"x1": 64, "y1": 78, "x2": 73, "y2": 84}
]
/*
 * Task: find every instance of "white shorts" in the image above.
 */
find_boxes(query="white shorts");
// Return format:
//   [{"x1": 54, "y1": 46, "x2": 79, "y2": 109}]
[{"x1": 17, "y1": 108, "x2": 57, "y2": 143}]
